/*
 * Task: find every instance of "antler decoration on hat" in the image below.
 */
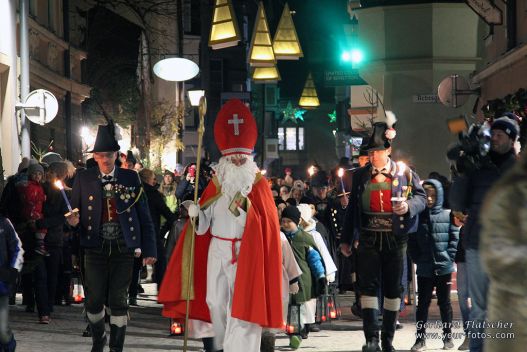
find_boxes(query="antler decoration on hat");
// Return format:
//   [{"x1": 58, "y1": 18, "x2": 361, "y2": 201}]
[{"x1": 385, "y1": 111, "x2": 397, "y2": 140}]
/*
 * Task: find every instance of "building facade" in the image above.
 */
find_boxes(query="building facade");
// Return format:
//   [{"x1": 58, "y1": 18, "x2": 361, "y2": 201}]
[{"x1": 354, "y1": 0, "x2": 483, "y2": 176}]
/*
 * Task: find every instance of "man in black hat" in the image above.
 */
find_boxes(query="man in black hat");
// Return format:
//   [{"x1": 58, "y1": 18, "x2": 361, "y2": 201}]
[
  {"x1": 341, "y1": 121, "x2": 426, "y2": 352},
  {"x1": 66, "y1": 122, "x2": 157, "y2": 352}
]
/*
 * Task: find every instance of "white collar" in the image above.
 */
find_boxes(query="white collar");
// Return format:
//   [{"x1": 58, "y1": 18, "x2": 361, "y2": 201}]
[
  {"x1": 372, "y1": 159, "x2": 392, "y2": 175},
  {"x1": 101, "y1": 167, "x2": 116, "y2": 179}
]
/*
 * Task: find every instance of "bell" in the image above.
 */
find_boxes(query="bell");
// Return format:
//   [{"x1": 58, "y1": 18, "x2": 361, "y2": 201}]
[{"x1": 286, "y1": 295, "x2": 302, "y2": 335}]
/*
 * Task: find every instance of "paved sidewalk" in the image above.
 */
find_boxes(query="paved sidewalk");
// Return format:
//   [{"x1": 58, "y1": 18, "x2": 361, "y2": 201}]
[{"x1": 10, "y1": 284, "x2": 467, "y2": 351}]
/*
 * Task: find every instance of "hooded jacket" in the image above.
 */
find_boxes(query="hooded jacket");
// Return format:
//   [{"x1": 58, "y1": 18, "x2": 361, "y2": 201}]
[{"x1": 408, "y1": 179, "x2": 460, "y2": 277}]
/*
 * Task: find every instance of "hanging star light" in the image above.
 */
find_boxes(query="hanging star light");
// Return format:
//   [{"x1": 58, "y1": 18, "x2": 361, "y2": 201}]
[
  {"x1": 281, "y1": 101, "x2": 306, "y2": 123},
  {"x1": 328, "y1": 110, "x2": 336, "y2": 123}
]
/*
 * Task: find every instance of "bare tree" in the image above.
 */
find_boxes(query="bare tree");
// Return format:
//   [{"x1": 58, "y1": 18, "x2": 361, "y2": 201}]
[{"x1": 90, "y1": 0, "x2": 180, "y2": 161}]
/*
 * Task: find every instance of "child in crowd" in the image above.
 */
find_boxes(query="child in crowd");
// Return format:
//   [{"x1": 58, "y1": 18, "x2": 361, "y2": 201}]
[
  {"x1": 408, "y1": 179, "x2": 459, "y2": 351},
  {"x1": 281, "y1": 206, "x2": 326, "y2": 349},
  {"x1": 17, "y1": 163, "x2": 48, "y2": 256}
]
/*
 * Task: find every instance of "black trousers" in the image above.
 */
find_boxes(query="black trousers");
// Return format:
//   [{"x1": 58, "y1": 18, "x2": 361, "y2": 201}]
[
  {"x1": 416, "y1": 273, "x2": 453, "y2": 335},
  {"x1": 357, "y1": 232, "x2": 407, "y2": 300},
  {"x1": 84, "y1": 238, "x2": 134, "y2": 317}
]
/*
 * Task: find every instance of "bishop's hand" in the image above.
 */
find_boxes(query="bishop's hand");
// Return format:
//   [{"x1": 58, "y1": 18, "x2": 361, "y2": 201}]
[{"x1": 188, "y1": 203, "x2": 200, "y2": 218}]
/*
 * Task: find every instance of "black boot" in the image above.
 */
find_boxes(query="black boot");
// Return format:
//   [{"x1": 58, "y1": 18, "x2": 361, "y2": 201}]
[
  {"x1": 89, "y1": 317, "x2": 107, "y2": 352},
  {"x1": 202, "y1": 337, "x2": 214, "y2": 352},
  {"x1": 362, "y1": 308, "x2": 380, "y2": 352},
  {"x1": 260, "y1": 333, "x2": 276, "y2": 352},
  {"x1": 381, "y1": 310, "x2": 398, "y2": 352},
  {"x1": 109, "y1": 324, "x2": 127, "y2": 352}
]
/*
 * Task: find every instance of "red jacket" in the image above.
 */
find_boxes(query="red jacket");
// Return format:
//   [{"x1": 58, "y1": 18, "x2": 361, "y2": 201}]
[{"x1": 17, "y1": 180, "x2": 47, "y2": 233}]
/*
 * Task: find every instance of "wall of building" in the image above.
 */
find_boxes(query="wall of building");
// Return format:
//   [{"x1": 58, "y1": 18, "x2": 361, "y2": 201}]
[
  {"x1": 356, "y1": 2, "x2": 482, "y2": 176},
  {"x1": 472, "y1": 0, "x2": 527, "y2": 105},
  {"x1": 0, "y1": 0, "x2": 22, "y2": 177}
]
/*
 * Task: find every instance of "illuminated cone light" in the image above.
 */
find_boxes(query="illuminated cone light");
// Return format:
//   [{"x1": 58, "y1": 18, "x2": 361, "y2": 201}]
[
  {"x1": 299, "y1": 73, "x2": 320, "y2": 109},
  {"x1": 272, "y1": 3, "x2": 303, "y2": 60},
  {"x1": 248, "y1": 2, "x2": 276, "y2": 67}
]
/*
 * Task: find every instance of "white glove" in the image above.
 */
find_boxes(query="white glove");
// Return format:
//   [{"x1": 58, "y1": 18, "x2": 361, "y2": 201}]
[
  {"x1": 289, "y1": 282, "x2": 299, "y2": 294},
  {"x1": 188, "y1": 203, "x2": 199, "y2": 218},
  {"x1": 327, "y1": 273, "x2": 336, "y2": 283}
]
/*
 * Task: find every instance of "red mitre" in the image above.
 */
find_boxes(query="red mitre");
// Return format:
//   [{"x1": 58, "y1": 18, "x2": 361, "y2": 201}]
[{"x1": 214, "y1": 99, "x2": 257, "y2": 156}]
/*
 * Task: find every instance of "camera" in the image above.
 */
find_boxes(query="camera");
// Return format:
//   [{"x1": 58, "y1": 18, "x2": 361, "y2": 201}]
[{"x1": 446, "y1": 117, "x2": 491, "y2": 174}]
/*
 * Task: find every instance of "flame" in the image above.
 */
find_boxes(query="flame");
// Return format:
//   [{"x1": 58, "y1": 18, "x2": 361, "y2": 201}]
[
  {"x1": 396, "y1": 161, "x2": 407, "y2": 176},
  {"x1": 286, "y1": 324, "x2": 295, "y2": 334},
  {"x1": 330, "y1": 311, "x2": 337, "y2": 319},
  {"x1": 308, "y1": 165, "x2": 315, "y2": 176},
  {"x1": 74, "y1": 294, "x2": 83, "y2": 303},
  {"x1": 54, "y1": 180, "x2": 64, "y2": 190},
  {"x1": 337, "y1": 167, "x2": 344, "y2": 178}
]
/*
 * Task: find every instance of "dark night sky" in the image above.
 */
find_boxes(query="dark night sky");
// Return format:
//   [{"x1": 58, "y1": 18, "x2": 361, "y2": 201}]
[{"x1": 273, "y1": 0, "x2": 350, "y2": 102}]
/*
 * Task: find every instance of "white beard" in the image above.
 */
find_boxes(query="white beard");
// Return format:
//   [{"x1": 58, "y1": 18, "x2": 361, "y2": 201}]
[{"x1": 215, "y1": 155, "x2": 258, "y2": 198}]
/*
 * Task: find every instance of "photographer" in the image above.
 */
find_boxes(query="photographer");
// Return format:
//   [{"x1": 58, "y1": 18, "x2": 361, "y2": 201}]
[
  {"x1": 175, "y1": 163, "x2": 207, "y2": 203},
  {"x1": 449, "y1": 117, "x2": 518, "y2": 352}
]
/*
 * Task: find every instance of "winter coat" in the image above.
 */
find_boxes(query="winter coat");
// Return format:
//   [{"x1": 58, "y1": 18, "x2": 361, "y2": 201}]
[
  {"x1": 0, "y1": 217, "x2": 24, "y2": 295},
  {"x1": 38, "y1": 182, "x2": 69, "y2": 248},
  {"x1": 450, "y1": 150, "x2": 516, "y2": 250},
  {"x1": 285, "y1": 228, "x2": 325, "y2": 303},
  {"x1": 16, "y1": 179, "x2": 46, "y2": 232},
  {"x1": 480, "y1": 153, "x2": 527, "y2": 352},
  {"x1": 143, "y1": 183, "x2": 177, "y2": 241},
  {"x1": 408, "y1": 179, "x2": 459, "y2": 277}
]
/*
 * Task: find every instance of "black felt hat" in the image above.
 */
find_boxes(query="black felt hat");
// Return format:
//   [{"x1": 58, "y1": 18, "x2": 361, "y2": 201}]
[
  {"x1": 363, "y1": 122, "x2": 391, "y2": 152},
  {"x1": 89, "y1": 123, "x2": 120, "y2": 153},
  {"x1": 310, "y1": 171, "x2": 329, "y2": 188}
]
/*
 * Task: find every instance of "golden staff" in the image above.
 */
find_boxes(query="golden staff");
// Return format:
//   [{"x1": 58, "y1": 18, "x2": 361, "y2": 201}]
[{"x1": 183, "y1": 96, "x2": 207, "y2": 351}]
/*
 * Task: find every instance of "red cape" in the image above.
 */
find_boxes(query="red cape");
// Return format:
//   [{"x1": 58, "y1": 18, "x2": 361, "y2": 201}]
[{"x1": 158, "y1": 175, "x2": 283, "y2": 328}]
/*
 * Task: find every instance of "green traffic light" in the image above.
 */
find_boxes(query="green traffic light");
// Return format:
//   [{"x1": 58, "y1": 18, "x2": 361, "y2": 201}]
[
  {"x1": 350, "y1": 49, "x2": 363, "y2": 63},
  {"x1": 341, "y1": 49, "x2": 364, "y2": 64}
]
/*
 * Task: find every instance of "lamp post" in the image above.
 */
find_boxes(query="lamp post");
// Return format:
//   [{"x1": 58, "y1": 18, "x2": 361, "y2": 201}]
[{"x1": 153, "y1": 57, "x2": 200, "y2": 166}]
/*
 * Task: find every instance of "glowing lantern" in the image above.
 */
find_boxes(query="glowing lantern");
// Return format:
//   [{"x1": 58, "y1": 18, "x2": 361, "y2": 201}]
[
  {"x1": 298, "y1": 73, "x2": 320, "y2": 109},
  {"x1": 252, "y1": 65, "x2": 280, "y2": 83},
  {"x1": 170, "y1": 321, "x2": 184, "y2": 335},
  {"x1": 286, "y1": 297, "x2": 301, "y2": 335},
  {"x1": 272, "y1": 3, "x2": 303, "y2": 60},
  {"x1": 248, "y1": 2, "x2": 276, "y2": 67},
  {"x1": 209, "y1": 0, "x2": 240, "y2": 49}
]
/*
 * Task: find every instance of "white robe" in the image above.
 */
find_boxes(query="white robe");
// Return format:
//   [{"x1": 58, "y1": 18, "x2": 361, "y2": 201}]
[
  {"x1": 196, "y1": 194, "x2": 261, "y2": 352},
  {"x1": 301, "y1": 218, "x2": 338, "y2": 325}
]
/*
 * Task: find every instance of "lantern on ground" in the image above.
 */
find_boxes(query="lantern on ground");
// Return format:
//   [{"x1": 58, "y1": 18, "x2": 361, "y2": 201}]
[{"x1": 286, "y1": 295, "x2": 302, "y2": 336}]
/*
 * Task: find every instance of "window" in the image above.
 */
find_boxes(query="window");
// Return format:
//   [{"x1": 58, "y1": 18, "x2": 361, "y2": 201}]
[{"x1": 278, "y1": 127, "x2": 304, "y2": 151}]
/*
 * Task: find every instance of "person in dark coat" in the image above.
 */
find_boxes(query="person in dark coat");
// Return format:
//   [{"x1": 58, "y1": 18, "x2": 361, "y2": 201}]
[
  {"x1": 138, "y1": 168, "x2": 177, "y2": 290},
  {"x1": 66, "y1": 122, "x2": 157, "y2": 352},
  {"x1": 449, "y1": 116, "x2": 518, "y2": 352},
  {"x1": 341, "y1": 121, "x2": 427, "y2": 352},
  {"x1": 408, "y1": 179, "x2": 459, "y2": 351},
  {"x1": 40, "y1": 161, "x2": 70, "y2": 313}
]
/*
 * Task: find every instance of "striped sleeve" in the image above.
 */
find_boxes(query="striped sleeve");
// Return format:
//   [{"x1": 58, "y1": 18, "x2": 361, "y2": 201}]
[{"x1": 4, "y1": 218, "x2": 24, "y2": 271}]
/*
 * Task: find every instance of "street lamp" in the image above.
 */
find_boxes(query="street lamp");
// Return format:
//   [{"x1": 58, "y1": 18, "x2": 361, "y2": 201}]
[
  {"x1": 187, "y1": 89, "x2": 206, "y2": 107},
  {"x1": 153, "y1": 57, "x2": 200, "y2": 166}
]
